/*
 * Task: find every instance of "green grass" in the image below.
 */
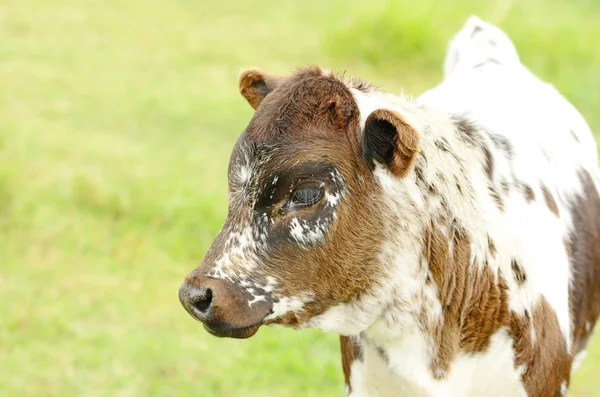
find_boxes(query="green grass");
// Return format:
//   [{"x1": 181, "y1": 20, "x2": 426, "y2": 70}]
[{"x1": 1, "y1": 0, "x2": 599, "y2": 395}]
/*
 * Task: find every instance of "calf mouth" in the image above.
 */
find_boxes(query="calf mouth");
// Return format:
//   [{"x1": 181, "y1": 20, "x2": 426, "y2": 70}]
[
  {"x1": 203, "y1": 321, "x2": 264, "y2": 339},
  {"x1": 204, "y1": 307, "x2": 306, "y2": 338}
]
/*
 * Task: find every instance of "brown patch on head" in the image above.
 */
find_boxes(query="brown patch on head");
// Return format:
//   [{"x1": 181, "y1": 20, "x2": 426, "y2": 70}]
[
  {"x1": 541, "y1": 184, "x2": 560, "y2": 217},
  {"x1": 341, "y1": 335, "x2": 363, "y2": 394},
  {"x1": 238, "y1": 68, "x2": 287, "y2": 109},
  {"x1": 246, "y1": 67, "x2": 361, "y2": 151},
  {"x1": 511, "y1": 258, "x2": 527, "y2": 286},
  {"x1": 362, "y1": 108, "x2": 421, "y2": 178},
  {"x1": 511, "y1": 298, "x2": 570, "y2": 397},
  {"x1": 567, "y1": 168, "x2": 600, "y2": 354},
  {"x1": 424, "y1": 221, "x2": 510, "y2": 379}
]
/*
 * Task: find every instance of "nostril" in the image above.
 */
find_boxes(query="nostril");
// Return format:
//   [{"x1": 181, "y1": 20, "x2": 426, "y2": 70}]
[{"x1": 192, "y1": 288, "x2": 212, "y2": 313}]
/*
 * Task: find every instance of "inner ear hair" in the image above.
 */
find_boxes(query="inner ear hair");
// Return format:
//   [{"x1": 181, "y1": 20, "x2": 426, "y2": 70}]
[
  {"x1": 239, "y1": 68, "x2": 286, "y2": 110},
  {"x1": 362, "y1": 109, "x2": 420, "y2": 178}
]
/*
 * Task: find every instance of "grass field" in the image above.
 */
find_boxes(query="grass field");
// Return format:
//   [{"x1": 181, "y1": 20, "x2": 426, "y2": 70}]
[{"x1": 1, "y1": 0, "x2": 600, "y2": 396}]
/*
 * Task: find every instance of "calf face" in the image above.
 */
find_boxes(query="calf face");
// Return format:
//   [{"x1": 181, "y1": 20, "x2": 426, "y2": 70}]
[{"x1": 179, "y1": 67, "x2": 420, "y2": 338}]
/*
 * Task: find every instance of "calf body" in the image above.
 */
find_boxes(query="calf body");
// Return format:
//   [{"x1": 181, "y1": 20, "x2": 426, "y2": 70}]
[{"x1": 179, "y1": 17, "x2": 600, "y2": 396}]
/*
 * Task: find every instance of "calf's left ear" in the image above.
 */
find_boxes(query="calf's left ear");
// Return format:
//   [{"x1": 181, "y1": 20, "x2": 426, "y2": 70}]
[
  {"x1": 362, "y1": 109, "x2": 420, "y2": 178},
  {"x1": 239, "y1": 68, "x2": 286, "y2": 109}
]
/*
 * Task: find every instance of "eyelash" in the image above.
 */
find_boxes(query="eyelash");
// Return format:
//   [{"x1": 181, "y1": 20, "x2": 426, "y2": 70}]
[{"x1": 289, "y1": 186, "x2": 322, "y2": 209}]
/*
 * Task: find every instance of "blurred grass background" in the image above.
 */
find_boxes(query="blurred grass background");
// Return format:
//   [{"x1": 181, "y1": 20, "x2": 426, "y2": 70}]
[{"x1": 1, "y1": 0, "x2": 599, "y2": 396}]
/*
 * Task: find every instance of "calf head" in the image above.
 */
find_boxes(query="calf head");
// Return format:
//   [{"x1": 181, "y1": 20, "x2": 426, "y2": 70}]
[{"x1": 179, "y1": 67, "x2": 420, "y2": 338}]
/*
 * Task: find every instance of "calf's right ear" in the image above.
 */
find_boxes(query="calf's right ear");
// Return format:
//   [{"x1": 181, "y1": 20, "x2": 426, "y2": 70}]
[
  {"x1": 239, "y1": 68, "x2": 286, "y2": 110},
  {"x1": 362, "y1": 109, "x2": 420, "y2": 178}
]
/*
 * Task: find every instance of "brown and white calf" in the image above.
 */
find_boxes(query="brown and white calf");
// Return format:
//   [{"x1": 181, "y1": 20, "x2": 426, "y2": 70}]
[{"x1": 179, "y1": 17, "x2": 600, "y2": 396}]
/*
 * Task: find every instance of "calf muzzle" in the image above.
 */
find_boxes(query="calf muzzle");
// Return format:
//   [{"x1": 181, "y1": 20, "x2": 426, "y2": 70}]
[{"x1": 178, "y1": 276, "x2": 273, "y2": 338}]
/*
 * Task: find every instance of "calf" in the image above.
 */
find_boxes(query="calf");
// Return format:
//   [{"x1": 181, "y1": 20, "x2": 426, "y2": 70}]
[{"x1": 179, "y1": 17, "x2": 600, "y2": 396}]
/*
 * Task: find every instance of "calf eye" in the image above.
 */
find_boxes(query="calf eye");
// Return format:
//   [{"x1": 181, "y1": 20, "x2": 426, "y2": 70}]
[{"x1": 290, "y1": 186, "x2": 322, "y2": 209}]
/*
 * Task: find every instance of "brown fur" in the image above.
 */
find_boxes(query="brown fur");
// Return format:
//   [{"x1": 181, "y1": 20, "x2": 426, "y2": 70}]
[
  {"x1": 424, "y1": 221, "x2": 510, "y2": 378},
  {"x1": 511, "y1": 259, "x2": 527, "y2": 286},
  {"x1": 568, "y1": 168, "x2": 600, "y2": 354},
  {"x1": 482, "y1": 145, "x2": 494, "y2": 180},
  {"x1": 511, "y1": 298, "x2": 570, "y2": 397},
  {"x1": 489, "y1": 184, "x2": 505, "y2": 211},
  {"x1": 520, "y1": 182, "x2": 536, "y2": 203},
  {"x1": 245, "y1": 68, "x2": 361, "y2": 151},
  {"x1": 488, "y1": 236, "x2": 497, "y2": 257},
  {"x1": 424, "y1": 218, "x2": 572, "y2": 394},
  {"x1": 423, "y1": 215, "x2": 574, "y2": 396},
  {"x1": 541, "y1": 184, "x2": 560, "y2": 217},
  {"x1": 341, "y1": 336, "x2": 363, "y2": 393}
]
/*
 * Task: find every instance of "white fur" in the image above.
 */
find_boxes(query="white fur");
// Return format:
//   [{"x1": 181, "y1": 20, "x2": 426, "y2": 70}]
[
  {"x1": 263, "y1": 293, "x2": 314, "y2": 322},
  {"x1": 348, "y1": 330, "x2": 526, "y2": 397},
  {"x1": 572, "y1": 350, "x2": 587, "y2": 373},
  {"x1": 443, "y1": 16, "x2": 520, "y2": 78},
  {"x1": 289, "y1": 216, "x2": 328, "y2": 245},
  {"x1": 326, "y1": 191, "x2": 342, "y2": 206},
  {"x1": 238, "y1": 165, "x2": 251, "y2": 184},
  {"x1": 209, "y1": 225, "x2": 259, "y2": 281},
  {"x1": 561, "y1": 382, "x2": 568, "y2": 396}
]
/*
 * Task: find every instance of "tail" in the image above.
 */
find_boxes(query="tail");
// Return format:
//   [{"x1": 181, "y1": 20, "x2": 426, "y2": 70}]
[{"x1": 443, "y1": 16, "x2": 520, "y2": 78}]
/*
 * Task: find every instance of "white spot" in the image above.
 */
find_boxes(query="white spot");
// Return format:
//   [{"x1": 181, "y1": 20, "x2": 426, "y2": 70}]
[
  {"x1": 264, "y1": 277, "x2": 277, "y2": 293},
  {"x1": 325, "y1": 191, "x2": 342, "y2": 206},
  {"x1": 289, "y1": 217, "x2": 326, "y2": 245},
  {"x1": 248, "y1": 294, "x2": 266, "y2": 307},
  {"x1": 238, "y1": 165, "x2": 251, "y2": 184},
  {"x1": 289, "y1": 218, "x2": 304, "y2": 241},
  {"x1": 572, "y1": 350, "x2": 587, "y2": 373},
  {"x1": 209, "y1": 226, "x2": 259, "y2": 279},
  {"x1": 561, "y1": 381, "x2": 568, "y2": 396},
  {"x1": 263, "y1": 293, "x2": 314, "y2": 322}
]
